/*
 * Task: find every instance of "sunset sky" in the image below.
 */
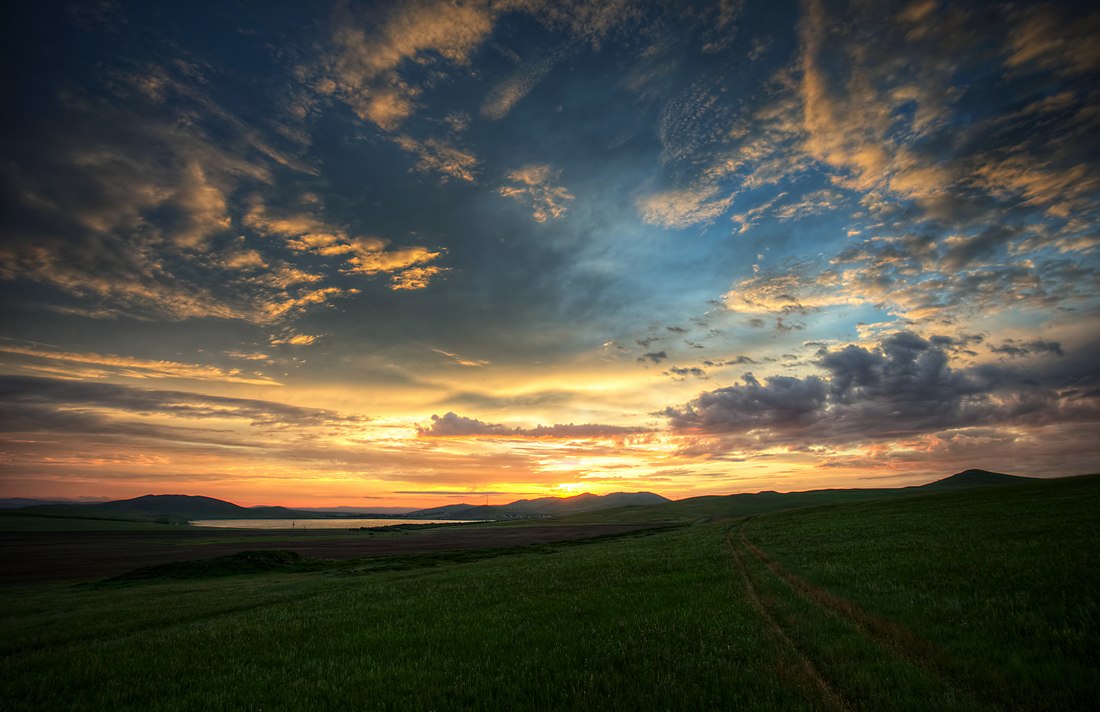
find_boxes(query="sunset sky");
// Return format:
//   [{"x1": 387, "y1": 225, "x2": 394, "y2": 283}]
[{"x1": 2, "y1": 0, "x2": 1098, "y2": 507}]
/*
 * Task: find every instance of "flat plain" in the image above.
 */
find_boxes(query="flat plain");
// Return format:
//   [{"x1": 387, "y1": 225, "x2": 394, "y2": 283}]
[
  {"x1": 0, "y1": 520, "x2": 667, "y2": 585},
  {"x1": 2, "y1": 475, "x2": 1097, "y2": 710}
]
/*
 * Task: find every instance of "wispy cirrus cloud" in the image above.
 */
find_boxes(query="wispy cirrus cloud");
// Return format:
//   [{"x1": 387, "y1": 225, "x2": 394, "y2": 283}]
[
  {"x1": 0, "y1": 343, "x2": 280, "y2": 386},
  {"x1": 0, "y1": 59, "x2": 350, "y2": 325},
  {"x1": 243, "y1": 196, "x2": 446, "y2": 289},
  {"x1": 637, "y1": 184, "x2": 733, "y2": 229},
  {"x1": 418, "y1": 411, "x2": 649, "y2": 440},
  {"x1": 723, "y1": 268, "x2": 858, "y2": 316},
  {"x1": 431, "y1": 348, "x2": 489, "y2": 368},
  {"x1": 312, "y1": 1, "x2": 498, "y2": 131},
  {"x1": 307, "y1": 0, "x2": 636, "y2": 182},
  {"x1": 393, "y1": 490, "x2": 525, "y2": 496},
  {"x1": 1003, "y1": 4, "x2": 1100, "y2": 76},
  {"x1": 481, "y1": 42, "x2": 575, "y2": 120},
  {"x1": 269, "y1": 333, "x2": 319, "y2": 347},
  {"x1": 0, "y1": 375, "x2": 361, "y2": 428},
  {"x1": 392, "y1": 135, "x2": 480, "y2": 183},
  {"x1": 499, "y1": 164, "x2": 574, "y2": 222}
]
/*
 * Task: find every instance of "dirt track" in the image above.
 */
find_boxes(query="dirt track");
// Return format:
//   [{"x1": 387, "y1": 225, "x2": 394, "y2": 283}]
[{"x1": 0, "y1": 522, "x2": 669, "y2": 585}]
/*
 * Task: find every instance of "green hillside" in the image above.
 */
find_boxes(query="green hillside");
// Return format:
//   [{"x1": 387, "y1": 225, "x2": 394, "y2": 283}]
[{"x1": 553, "y1": 469, "x2": 1037, "y2": 524}]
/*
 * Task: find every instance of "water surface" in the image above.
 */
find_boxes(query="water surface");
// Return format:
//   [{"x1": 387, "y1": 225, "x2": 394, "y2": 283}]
[{"x1": 190, "y1": 518, "x2": 481, "y2": 530}]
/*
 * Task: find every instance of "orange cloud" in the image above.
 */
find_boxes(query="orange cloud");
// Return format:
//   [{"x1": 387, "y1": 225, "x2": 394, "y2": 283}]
[
  {"x1": 638, "y1": 184, "x2": 733, "y2": 228},
  {"x1": 0, "y1": 344, "x2": 281, "y2": 386},
  {"x1": 393, "y1": 135, "x2": 479, "y2": 183},
  {"x1": 244, "y1": 197, "x2": 445, "y2": 290},
  {"x1": 499, "y1": 164, "x2": 574, "y2": 222}
]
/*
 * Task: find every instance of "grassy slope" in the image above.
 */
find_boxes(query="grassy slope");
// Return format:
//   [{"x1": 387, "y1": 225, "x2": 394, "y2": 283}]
[
  {"x1": 1, "y1": 526, "x2": 814, "y2": 711},
  {"x1": 554, "y1": 471, "x2": 1035, "y2": 525},
  {"x1": 2, "y1": 476, "x2": 1096, "y2": 710},
  {"x1": 553, "y1": 486, "x2": 915, "y2": 524},
  {"x1": 744, "y1": 474, "x2": 1100, "y2": 710}
]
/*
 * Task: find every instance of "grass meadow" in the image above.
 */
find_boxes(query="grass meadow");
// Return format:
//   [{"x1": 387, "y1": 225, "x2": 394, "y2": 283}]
[{"x1": 2, "y1": 476, "x2": 1097, "y2": 710}]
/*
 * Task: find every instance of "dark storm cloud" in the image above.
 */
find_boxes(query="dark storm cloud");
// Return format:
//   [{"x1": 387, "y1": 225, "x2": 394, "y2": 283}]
[
  {"x1": 637, "y1": 351, "x2": 668, "y2": 364},
  {"x1": 663, "y1": 332, "x2": 1100, "y2": 447},
  {"x1": 393, "y1": 491, "x2": 517, "y2": 496},
  {"x1": 662, "y1": 372, "x2": 828, "y2": 433},
  {"x1": 666, "y1": 366, "x2": 707, "y2": 380},
  {"x1": 418, "y1": 412, "x2": 648, "y2": 439},
  {"x1": 990, "y1": 339, "x2": 1064, "y2": 359},
  {"x1": 941, "y1": 225, "x2": 1023, "y2": 271},
  {"x1": 516, "y1": 423, "x2": 651, "y2": 439},
  {"x1": 438, "y1": 389, "x2": 578, "y2": 411},
  {"x1": 702, "y1": 355, "x2": 756, "y2": 367},
  {"x1": 774, "y1": 318, "x2": 805, "y2": 333},
  {"x1": 0, "y1": 376, "x2": 363, "y2": 429},
  {"x1": 929, "y1": 333, "x2": 984, "y2": 352}
]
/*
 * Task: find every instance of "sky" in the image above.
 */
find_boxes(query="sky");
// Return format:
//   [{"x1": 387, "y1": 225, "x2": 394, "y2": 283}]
[{"x1": 1, "y1": 0, "x2": 1099, "y2": 508}]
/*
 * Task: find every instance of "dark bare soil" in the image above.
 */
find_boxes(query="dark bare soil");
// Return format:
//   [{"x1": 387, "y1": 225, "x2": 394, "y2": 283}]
[{"x1": 0, "y1": 523, "x2": 669, "y2": 585}]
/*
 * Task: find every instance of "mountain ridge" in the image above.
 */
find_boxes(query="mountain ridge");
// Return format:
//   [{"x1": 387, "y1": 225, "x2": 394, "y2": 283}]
[
  {"x1": 8, "y1": 490, "x2": 673, "y2": 522},
  {"x1": 919, "y1": 469, "x2": 1028, "y2": 489},
  {"x1": 544, "y1": 469, "x2": 1041, "y2": 524},
  {"x1": 14, "y1": 494, "x2": 327, "y2": 523},
  {"x1": 6, "y1": 470, "x2": 1033, "y2": 523},
  {"x1": 406, "y1": 491, "x2": 671, "y2": 520}
]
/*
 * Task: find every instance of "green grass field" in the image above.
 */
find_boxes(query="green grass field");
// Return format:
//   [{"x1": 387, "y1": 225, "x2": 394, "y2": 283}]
[{"x1": 2, "y1": 476, "x2": 1097, "y2": 710}]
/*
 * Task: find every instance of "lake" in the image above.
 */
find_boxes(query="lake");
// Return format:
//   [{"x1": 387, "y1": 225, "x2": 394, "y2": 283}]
[{"x1": 190, "y1": 518, "x2": 482, "y2": 530}]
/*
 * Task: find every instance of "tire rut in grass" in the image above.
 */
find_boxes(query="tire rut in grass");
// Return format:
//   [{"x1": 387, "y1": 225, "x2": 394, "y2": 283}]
[
  {"x1": 725, "y1": 527, "x2": 850, "y2": 712},
  {"x1": 737, "y1": 523, "x2": 1003, "y2": 710}
]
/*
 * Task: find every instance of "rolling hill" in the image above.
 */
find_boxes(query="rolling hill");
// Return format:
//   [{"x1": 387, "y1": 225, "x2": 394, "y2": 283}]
[
  {"x1": 552, "y1": 469, "x2": 1038, "y2": 524},
  {"x1": 13, "y1": 494, "x2": 327, "y2": 523},
  {"x1": 406, "y1": 491, "x2": 671, "y2": 520},
  {"x1": 11, "y1": 492, "x2": 674, "y2": 524},
  {"x1": 918, "y1": 468, "x2": 1029, "y2": 489}
]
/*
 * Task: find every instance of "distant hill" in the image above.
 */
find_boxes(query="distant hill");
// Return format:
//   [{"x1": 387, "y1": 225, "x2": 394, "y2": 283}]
[
  {"x1": 919, "y1": 469, "x2": 1031, "y2": 489},
  {"x1": 0, "y1": 498, "x2": 110, "y2": 509},
  {"x1": 295, "y1": 506, "x2": 417, "y2": 515},
  {"x1": 550, "y1": 469, "x2": 1038, "y2": 524},
  {"x1": 14, "y1": 491, "x2": 672, "y2": 524},
  {"x1": 407, "y1": 492, "x2": 671, "y2": 520},
  {"x1": 15, "y1": 494, "x2": 329, "y2": 523},
  {"x1": 8, "y1": 470, "x2": 1033, "y2": 525}
]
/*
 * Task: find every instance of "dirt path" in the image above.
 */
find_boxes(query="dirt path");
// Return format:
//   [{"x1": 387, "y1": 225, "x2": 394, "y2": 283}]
[
  {"x1": 725, "y1": 526, "x2": 850, "y2": 712},
  {"x1": 734, "y1": 521, "x2": 996, "y2": 710}
]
